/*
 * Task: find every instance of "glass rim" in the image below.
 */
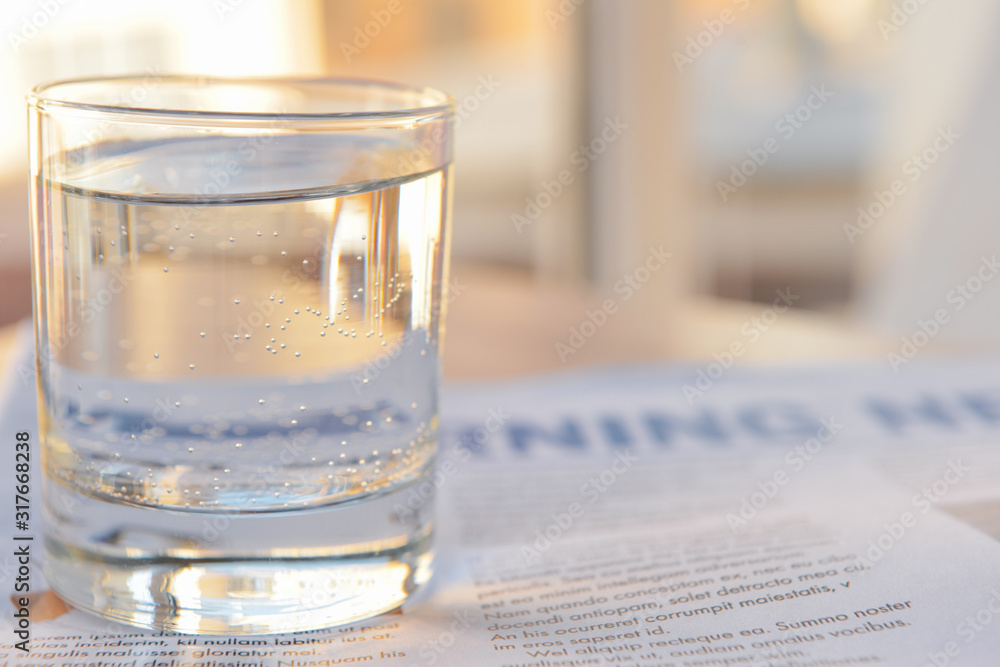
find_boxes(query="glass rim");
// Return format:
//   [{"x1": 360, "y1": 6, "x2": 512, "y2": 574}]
[{"x1": 27, "y1": 74, "x2": 454, "y2": 124}]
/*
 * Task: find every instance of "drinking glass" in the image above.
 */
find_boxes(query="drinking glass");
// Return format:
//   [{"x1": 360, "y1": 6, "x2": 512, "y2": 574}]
[{"x1": 27, "y1": 75, "x2": 453, "y2": 634}]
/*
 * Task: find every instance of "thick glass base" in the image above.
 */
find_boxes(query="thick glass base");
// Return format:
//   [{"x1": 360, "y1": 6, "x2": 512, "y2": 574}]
[
  {"x1": 41, "y1": 480, "x2": 434, "y2": 634},
  {"x1": 43, "y1": 537, "x2": 433, "y2": 635}
]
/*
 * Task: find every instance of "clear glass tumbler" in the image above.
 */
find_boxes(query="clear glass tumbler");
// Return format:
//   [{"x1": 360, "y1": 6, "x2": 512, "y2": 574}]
[{"x1": 27, "y1": 75, "x2": 453, "y2": 634}]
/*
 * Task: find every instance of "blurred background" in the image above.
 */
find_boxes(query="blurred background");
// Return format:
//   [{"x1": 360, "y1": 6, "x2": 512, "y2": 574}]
[{"x1": 3, "y1": 0, "x2": 1000, "y2": 377}]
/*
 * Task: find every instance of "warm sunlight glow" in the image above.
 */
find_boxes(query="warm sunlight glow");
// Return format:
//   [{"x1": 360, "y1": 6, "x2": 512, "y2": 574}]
[{"x1": 796, "y1": 0, "x2": 876, "y2": 43}]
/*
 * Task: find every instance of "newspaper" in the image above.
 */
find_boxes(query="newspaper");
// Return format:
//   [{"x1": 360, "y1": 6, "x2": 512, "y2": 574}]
[{"x1": 4, "y1": 333, "x2": 1000, "y2": 666}]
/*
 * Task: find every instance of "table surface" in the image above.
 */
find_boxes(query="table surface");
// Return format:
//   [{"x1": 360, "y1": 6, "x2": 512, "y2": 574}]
[{"x1": 442, "y1": 263, "x2": 907, "y2": 379}]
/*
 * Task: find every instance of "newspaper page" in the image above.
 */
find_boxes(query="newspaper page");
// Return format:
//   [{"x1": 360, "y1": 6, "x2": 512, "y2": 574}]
[{"x1": 4, "y1": 335, "x2": 1000, "y2": 666}]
